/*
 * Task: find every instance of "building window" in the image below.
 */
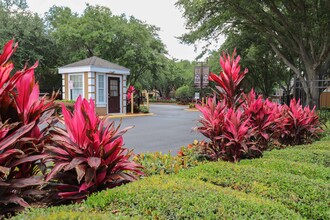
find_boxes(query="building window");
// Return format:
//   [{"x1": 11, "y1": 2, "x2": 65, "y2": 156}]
[
  {"x1": 110, "y1": 79, "x2": 119, "y2": 96},
  {"x1": 69, "y1": 74, "x2": 83, "y2": 101},
  {"x1": 97, "y1": 74, "x2": 105, "y2": 103}
]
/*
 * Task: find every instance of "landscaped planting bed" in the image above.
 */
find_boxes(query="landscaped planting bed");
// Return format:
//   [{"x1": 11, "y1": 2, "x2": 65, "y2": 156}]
[
  {"x1": 13, "y1": 140, "x2": 330, "y2": 220},
  {"x1": 2, "y1": 40, "x2": 328, "y2": 219}
]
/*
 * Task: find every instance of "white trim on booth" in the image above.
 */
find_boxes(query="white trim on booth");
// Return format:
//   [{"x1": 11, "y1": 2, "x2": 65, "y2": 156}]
[
  {"x1": 62, "y1": 75, "x2": 66, "y2": 100},
  {"x1": 59, "y1": 66, "x2": 130, "y2": 75}
]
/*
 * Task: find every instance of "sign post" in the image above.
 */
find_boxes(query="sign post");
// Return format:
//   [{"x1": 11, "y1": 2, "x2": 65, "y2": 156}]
[
  {"x1": 131, "y1": 93, "x2": 134, "y2": 114},
  {"x1": 194, "y1": 63, "x2": 209, "y2": 100},
  {"x1": 194, "y1": 66, "x2": 201, "y2": 88}
]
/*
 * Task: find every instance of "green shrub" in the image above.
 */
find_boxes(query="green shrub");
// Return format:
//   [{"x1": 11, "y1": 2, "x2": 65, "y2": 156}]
[
  {"x1": 318, "y1": 108, "x2": 330, "y2": 124},
  {"x1": 139, "y1": 105, "x2": 149, "y2": 113},
  {"x1": 55, "y1": 100, "x2": 75, "y2": 104},
  {"x1": 178, "y1": 149, "x2": 330, "y2": 219},
  {"x1": 13, "y1": 141, "x2": 330, "y2": 219},
  {"x1": 149, "y1": 98, "x2": 176, "y2": 103},
  {"x1": 133, "y1": 141, "x2": 206, "y2": 176},
  {"x1": 262, "y1": 144, "x2": 330, "y2": 167},
  {"x1": 55, "y1": 100, "x2": 75, "y2": 114},
  {"x1": 0, "y1": 40, "x2": 143, "y2": 218},
  {"x1": 175, "y1": 85, "x2": 194, "y2": 104},
  {"x1": 188, "y1": 102, "x2": 196, "y2": 108},
  {"x1": 15, "y1": 177, "x2": 301, "y2": 220}
]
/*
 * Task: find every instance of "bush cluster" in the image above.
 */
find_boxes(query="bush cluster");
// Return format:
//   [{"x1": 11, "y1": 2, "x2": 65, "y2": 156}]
[
  {"x1": 149, "y1": 97, "x2": 176, "y2": 103},
  {"x1": 0, "y1": 40, "x2": 142, "y2": 216},
  {"x1": 13, "y1": 141, "x2": 330, "y2": 219},
  {"x1": 133, "y1": 140, "x2": 207, "y2": 176},
  {"x1": 196, "y1": 49, "x2": 322, "y2": 162},
  {"x1": 175, "y1": 85, "x2": 194, "y2": 104},
  {"x1": 138, "y1": 105, "x2": 149, "y2": 113}
]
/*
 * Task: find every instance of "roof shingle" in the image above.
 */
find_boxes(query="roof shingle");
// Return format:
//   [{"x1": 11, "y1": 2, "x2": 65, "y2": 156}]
[{"x1": 60, "y1": 56, "x2": 129, "y2": 71}]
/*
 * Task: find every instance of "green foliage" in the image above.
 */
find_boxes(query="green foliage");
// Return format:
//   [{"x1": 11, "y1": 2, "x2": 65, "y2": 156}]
[
  {"x1": 0, "y1": 3, "x2": 195, "y2": 96},
  {"x1": 210, "y1": 28, "x2": 293, "y2": 98},
  {"x1": 133, "y1": 141, "x2": 205, "y2": 176},
  {"x1": 138, "y1": 106, "x2": 149, "y2": 113},
  {"x1": 149, "y1": 98, "x2": 176, "y2": 103},
  {"x1": 0, "y1": 0, "x2": 28, "y2": 10},
  {"x1": 262, "y1": 144, "x2": 330, "y2": 168},
  {"x1": 14, "y1": 141, "x2": 330, "y2": 219},
  {"x1": 145, "y1": 59, "x2": 194, "y2": 99},
  {"x1": 55, "y1": 100, "x2": 75, "y2": 104},
  {"x1": 176, "y1": 0, "x2": 330, "y2": 107},
  {"x1": 188, "y1": 102, "x2": 196, "y2": 108},
  {"x1": 318, "y1": 108, "x2": 330, "y2": 125},
  {"x1": 178, "y1": 148, "x2": 330, "y2": 219},
  {"x1": 46, "y1": 5, "x2": 167, "y2": 87},
  {"x1": 175, "y1": 85, "x2": 194, "y2": 104},
  {"x1": 0, "y1": 40, "x2": 143, "y2": 217},
  {"x1": 0, "y1": 5, "x2": 61, "y2": 94},
  {"x1": 54, "y1": 100, "x2": 75, "y2": 114}
]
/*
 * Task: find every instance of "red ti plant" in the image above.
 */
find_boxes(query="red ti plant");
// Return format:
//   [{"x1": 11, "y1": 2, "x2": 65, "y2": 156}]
[
  {"x1": 46, "y1": 96, "x2": 143, "y2": 202},
  {"x1": 209, "y1": 48, "x2": 248, "y2": 109},
  {"x1": 242, "y1": 89, "x2": 282, "y2": 150},
  {"x1": 196, "y1": 96, "x2": 227, "y2": 159},
  {"x1": 196, "y1": 96, "x2": 258, "y2": 162},
  {"x1": 0, "y1": 40, "x2": 57, "y2": 214},
  {"x1": 279, "y1": 99, "x2": 322, "y2": 146},
  {"x1": 220, "y1": 108, "x2": 258, "y2": 162},
  {"x1": 126, "y1": 85, "x2": 136, "y2": 104}
]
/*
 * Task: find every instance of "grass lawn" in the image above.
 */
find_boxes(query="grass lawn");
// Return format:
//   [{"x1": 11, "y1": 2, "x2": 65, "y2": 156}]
[{"x1": 13, "y1": 140, "x2": 330, "y2": 220}]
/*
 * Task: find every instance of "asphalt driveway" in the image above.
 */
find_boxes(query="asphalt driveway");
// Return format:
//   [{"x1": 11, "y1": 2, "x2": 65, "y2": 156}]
[{"x1": 112, "y1": 104, "x2": 206, "y2": 154}]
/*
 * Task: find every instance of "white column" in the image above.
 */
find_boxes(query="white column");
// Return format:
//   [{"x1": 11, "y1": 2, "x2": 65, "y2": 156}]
[
  {"x1": 88, "y1": 72, "x2": 95, "y2": 100},
  {"x1": 62, "y1": 75, "x2": 65, "y2": 100},
  {"x1": 123, "y1": 75, "x2": 127, "y2": 114}
]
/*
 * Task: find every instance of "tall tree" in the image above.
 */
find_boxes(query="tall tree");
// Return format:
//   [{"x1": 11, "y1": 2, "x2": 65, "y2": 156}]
[
  {"x1": 0, "y1": 3, "x2": 61, "y2": 93},
  {"x1": 46, "y1": 5, "x2": 167, "y2": 86},
  {"x1": 176, "y1": 0, "x2": 330, "y2": 107},
  {"x1": 211, "y1": 27, "x2": 292, "y2": 98},
  {"x1": 0, "y1": 0, "x2": 28, "y2": 10}
]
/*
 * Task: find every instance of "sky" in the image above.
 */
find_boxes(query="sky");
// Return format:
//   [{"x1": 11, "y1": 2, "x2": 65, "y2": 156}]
[{"x1": 25, "y1": 0, "x2": 225, "y2": 61}]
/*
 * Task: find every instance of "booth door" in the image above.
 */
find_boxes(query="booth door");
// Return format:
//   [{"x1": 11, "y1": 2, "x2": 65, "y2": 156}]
[{"x1": 108, "y1": 77, "x2": 120, "y2": 113}]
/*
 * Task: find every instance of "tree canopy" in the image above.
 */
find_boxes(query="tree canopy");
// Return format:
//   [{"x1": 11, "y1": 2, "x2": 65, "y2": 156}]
[
  {"x1": 207, "y1": 27, "x2": 292, "y2": 98},
  {"x1": 46, "y1": 5, "x2": 167, "y2": 86},
  {"x1": 0, "y1": 2, "x2": 195, "y2": 96},
  {"x1": 0, "y1": 3, "x2": 61, "y2": 93},
  {"x1": 176, "y1": 0, "x2": 330, "y2": 107}
]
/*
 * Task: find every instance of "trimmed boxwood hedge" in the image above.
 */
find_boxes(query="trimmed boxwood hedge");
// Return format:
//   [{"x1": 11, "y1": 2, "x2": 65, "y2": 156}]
[{"x1": 13, "y1": 141, "x2": 330, "y2": 220}]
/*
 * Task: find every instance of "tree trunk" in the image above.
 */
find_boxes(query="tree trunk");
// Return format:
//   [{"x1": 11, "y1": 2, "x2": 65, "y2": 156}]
[
  {"x1": 306, "y1": 67, "x2": 320, "y2": 109},
  {"x1": 270, "y1": 43, "x2": 321, "y2": 108}
]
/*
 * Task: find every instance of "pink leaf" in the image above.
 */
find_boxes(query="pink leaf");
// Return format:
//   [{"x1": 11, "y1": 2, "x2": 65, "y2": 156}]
[
  {"x1": 9, "y1": 154, "x2": 46, "y2": 168},
  {"x1": 79, "y1": 182, "x2": 95, "y2": 192},
  {"x1": 0, "y1": 195, "x2": 29, "y2": 207},
  {"x1": 0, "y1": 122, "x2": 35, "y2": 151},
  {"x1": 76, "y1": 164, "x2": 86, "y2": 183},
  {"x1": 87, "y1": 157, "x2": 102, "y2": 169},
  {"x1": 46, "y1": 162, "x2": 69, "y2": 182}
]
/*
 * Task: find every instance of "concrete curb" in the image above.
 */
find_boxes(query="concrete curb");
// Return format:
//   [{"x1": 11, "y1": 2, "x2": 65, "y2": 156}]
[
  {"x1": 184, "y1": 108, "x2": 199, "y2": 112},
  {"x1": 103, "y1": 113, "x2": 155, "y2": 119}
]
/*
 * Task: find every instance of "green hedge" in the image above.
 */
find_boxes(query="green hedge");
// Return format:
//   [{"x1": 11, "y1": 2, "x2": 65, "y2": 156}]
[{"x1": 13, "y1": 141, "x2": 330, "y2": 219}]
